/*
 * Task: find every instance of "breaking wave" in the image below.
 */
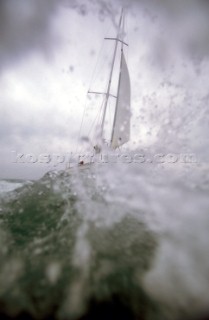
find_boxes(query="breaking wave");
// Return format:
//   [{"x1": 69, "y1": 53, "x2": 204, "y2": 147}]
[{"x1": 0, "y1": 162, "x2": 209, "y2": 320}]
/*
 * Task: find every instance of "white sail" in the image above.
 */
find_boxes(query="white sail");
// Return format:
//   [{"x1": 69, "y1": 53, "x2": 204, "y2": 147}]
[{"x1": 111, "y1": 52, "x2": 131, "y2": 149}]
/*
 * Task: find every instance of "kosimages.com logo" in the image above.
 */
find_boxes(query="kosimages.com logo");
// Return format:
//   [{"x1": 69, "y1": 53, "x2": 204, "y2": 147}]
[{"x1": 11, "y1": 151, "x2": 198, "y2": 166}]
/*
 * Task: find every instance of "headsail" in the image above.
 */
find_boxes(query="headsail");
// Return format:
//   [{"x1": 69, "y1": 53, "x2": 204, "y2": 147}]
[{"x1": 111, "y1": 51, "x2": 131, "y2": 149}]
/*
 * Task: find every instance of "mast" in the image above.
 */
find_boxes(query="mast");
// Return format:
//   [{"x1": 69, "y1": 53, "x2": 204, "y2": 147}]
[{"x1": 100, "y1": 9, "x2": 124, "y2": 140}]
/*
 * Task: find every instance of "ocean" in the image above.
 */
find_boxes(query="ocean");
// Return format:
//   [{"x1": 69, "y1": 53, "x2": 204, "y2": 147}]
[
  {"x1": 0, "y1": 163, "x2": 209, "y2": 320},
  {"x1": 0, "y1": 180, "x2": 26, "y2": 195}
]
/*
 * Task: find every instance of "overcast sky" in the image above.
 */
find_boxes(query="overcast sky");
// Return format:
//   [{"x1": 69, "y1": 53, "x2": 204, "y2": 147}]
[{"x1": 0, "y1": 0, "x2": 209, "y2": 179}]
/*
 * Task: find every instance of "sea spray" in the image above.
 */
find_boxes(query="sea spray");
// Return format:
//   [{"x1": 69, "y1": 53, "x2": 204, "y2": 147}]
[{"x1": 0, "y1": 166, "x2": 160, "y2": 319}]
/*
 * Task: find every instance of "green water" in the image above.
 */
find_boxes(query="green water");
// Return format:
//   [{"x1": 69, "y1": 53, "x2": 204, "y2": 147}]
[{"x1": 0, "y1": 170, "x2": 158, "y2": 319}]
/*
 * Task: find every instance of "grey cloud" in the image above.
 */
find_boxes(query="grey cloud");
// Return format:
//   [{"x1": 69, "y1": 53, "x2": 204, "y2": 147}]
[
  {"x1": 129, "y1": 0, "x2": 209, "y2": 65},
  {"x1": 2, "y1": 0, "x2": 209, "y2": 72},
  {"x1": 0, "y1": 0, "x2": 123, "y2": 71},
  {"x1": 0, "y1": 0, "x2": 60, "y2": 70},
  {"x1": 0, "y1": 107, "x2": 76, "y2": 149}
]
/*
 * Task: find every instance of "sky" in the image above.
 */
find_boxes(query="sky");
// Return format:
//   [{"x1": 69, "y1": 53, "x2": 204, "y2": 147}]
[{"x1": 0, "y1": 0, "x2": 209, "y2": 179}]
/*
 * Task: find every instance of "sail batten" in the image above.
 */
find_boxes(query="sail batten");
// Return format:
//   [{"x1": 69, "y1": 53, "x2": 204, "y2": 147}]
[{"x1": 111, "y1": 51, "x2": 131, "y2": 149}]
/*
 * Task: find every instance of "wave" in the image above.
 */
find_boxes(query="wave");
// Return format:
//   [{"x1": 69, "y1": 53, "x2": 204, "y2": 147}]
[{"x1": 0, "y1": 164, "x2": 208, "y2": 320}]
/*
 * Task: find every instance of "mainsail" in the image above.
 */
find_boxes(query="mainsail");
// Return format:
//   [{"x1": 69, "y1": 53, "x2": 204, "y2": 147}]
[{"x1": 111, "y1": 51, "x2": 131, "y2": 149}]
